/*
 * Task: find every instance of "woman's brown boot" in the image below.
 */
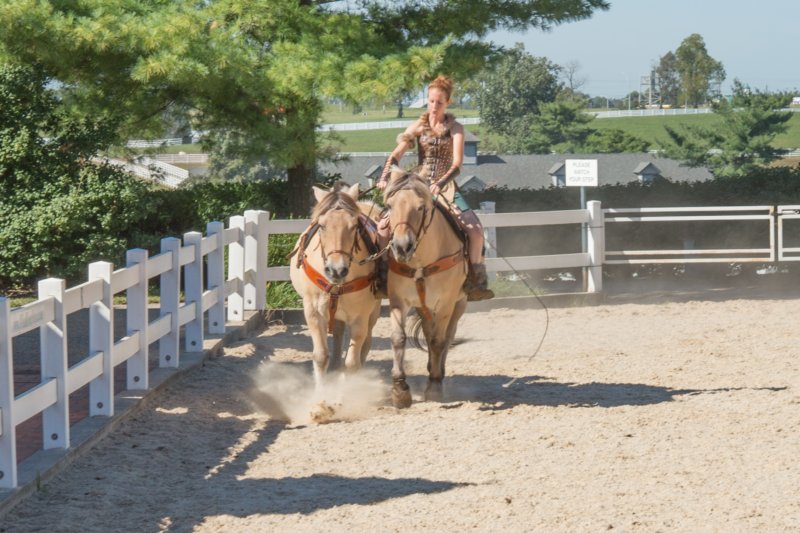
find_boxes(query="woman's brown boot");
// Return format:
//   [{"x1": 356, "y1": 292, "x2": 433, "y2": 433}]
[{"x1": 465, "y1": 263, "x2": 494, "y2": 301}]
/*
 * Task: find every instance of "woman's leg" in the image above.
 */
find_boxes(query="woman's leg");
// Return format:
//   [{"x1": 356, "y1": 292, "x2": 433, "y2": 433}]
[
  {"x1": 457, "y1": 210, "x2": 485, "y2": 265},
  {"x1": 454, "y1": 208, "x2": 494, "y2": 301}
]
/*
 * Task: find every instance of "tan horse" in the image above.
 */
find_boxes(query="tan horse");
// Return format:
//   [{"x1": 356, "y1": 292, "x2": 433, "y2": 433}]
[
  {"x1": 289, "y1": 183, "x2": 382, "y2": 391},
  {"x1": 383, "y1": 170, "x2": 468, "y2": 408}
]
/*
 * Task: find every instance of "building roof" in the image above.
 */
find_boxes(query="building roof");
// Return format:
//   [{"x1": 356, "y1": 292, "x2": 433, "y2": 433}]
[
  {"x1": 319, "y1": 152, "x2": 714, "y2": 190},
  {"x1": 633, "y1": 161, "x2": 661, "y2": 175}
]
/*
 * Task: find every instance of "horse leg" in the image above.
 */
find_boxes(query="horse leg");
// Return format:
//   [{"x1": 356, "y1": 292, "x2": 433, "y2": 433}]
[
  {"x1": 360, "y1": 303, "x2": 381, "y2": 365},
  {"x1": 303, "y1": 302, "x2": 329, "y2": 394},
  {"x1": 440, "y1": 297, "x2": 467, "y2": 380},
  {"x1": 424, "y1": 314, "x2": 450, "y2": 402},
  {"x1": 389, "y1": 305, "x2": 412, "y2": 408},
  {"x1": 330, "y1": 319, "x2": 345, "y2": 372},
  {"x1": 344, "y1": 316, "x2": 370, "y2": 373}
]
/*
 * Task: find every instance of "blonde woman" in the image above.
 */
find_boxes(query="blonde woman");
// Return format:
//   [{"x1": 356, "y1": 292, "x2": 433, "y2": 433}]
[{"x1": 377, "y1": 75, "x2": 493, "y2": 301}]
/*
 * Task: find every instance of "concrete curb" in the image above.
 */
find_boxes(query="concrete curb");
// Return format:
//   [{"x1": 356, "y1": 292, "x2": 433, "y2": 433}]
[{"x1": 0, "y1": 310, "x2": 267, "y2": 519}]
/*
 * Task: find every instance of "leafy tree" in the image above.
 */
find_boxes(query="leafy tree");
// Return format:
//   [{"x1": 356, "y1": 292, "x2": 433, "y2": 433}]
[
  {"x1": 675, "y1": 34, "x2": 725, "y2": 107},
  {"x1": 0, "y1": 0, "x2": 609, "y2": 215},
  {"x1": 656, "y1": 51, "x2": 680, "y2": 107},
  {"x1": 584, "y1": 128, "x2": 651, "y2": 153},
  {"x1": 663, "y1": 81, "x2": 792, "y2": 178},
  {"x1": 0, "y1": 64, "x2": 156, "y2": 290},
  {"x1": 528, "y1": 99, "x2": 595, "y2": 153},
  {"x1": 477, "y1": 44, "x2": 562, "y2": 144}
]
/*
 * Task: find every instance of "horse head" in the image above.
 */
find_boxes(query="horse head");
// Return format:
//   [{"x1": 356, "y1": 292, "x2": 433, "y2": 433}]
[
  {"x1": 311, "y1": 182, "x2": 361, "y2": 284},
  {"x1": 383, "y1": 169, "x2": 433, "y2": 263}
]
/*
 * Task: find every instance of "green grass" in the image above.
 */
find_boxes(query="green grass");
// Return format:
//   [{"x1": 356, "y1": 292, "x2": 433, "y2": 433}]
[
  {"x1": 131, "y1": 107, "x2": 800, "y2": 155},
  {"x1": 161, "y1": 143, "x2": 205, "y2": 154},
  {"x1": 593, "y1": 112, "x2": 800, "y2": 150},
  {"x1": 321, "y1": 103, "x2": 479, "y2": 124},
  {"x1": 323, "y1": 124, "x2": 488, "y2": 153},
  {"x1": 325, "y1": 112, "x2": 800, "y2": 153}
]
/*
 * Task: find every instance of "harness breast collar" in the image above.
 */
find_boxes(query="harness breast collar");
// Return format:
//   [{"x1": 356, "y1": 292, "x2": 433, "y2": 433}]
[
  {"x1": 300, "y1": 214, "x2": 377, "y2": 334},
  {"x1": 388, "y1": 205, "x2": 466, "y2": 321}
]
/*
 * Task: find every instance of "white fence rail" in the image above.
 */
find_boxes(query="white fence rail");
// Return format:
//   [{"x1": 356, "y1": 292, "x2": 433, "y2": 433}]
[
  {"x1": 604, "y1": 206, "x2": 776, "y2": 264},
  {"x1": 154, "y1": 153, "x2": 209, "y2": 164},
  {"x1": 777, "y1": 205, "x2": 800, "y2": 261},
  {"x1": 103, "y1": 157, "x2": 190, "y2": 188},
  {"x1": 3, "y1": 200, "x2": 799, "y2": 491},
  {"x1": 126, "y1": 138, "x2": 184, "y2": 148}
]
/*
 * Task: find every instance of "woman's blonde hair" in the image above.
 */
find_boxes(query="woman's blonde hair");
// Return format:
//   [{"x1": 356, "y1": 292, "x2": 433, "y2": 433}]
[{"x1": 428, "y1": 74, "x2": 454, "y2": 102}]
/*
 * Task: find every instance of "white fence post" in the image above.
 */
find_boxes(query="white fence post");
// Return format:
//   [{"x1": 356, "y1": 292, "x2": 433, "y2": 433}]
[
  {"x1": 184, "y1": 231, "x2": 204, "y2": 352},
  {"x1": 244, "y1": 210, "x2": 269, "y2": 311},
  {"x1": 478, "y1": 201, "x2": 497, "y2": 280},
  {"x1": 587, "y1": 200, "x2": 604, "y2": 293},
  {"x1": 126, "y1": 249, "x2": 149, "y2": 390},
  {"x1": 159, "y1": 238, "x2": 181, "y2": 368},
  {"x1": 207, "y1": 221, "x2": 226, "y2": 335},
  {"x1": 38, "y1": 278, "x2": 69, "y2": 450},
  {"x1": 227, "y1": 215, "x2": 245, "y2": 322},
  {"x1": 0, "y1": 297, "x2": 16, "y2": 488},
  {"x1": 88, "y1": 261, "x2": 114, "y2": 416}
]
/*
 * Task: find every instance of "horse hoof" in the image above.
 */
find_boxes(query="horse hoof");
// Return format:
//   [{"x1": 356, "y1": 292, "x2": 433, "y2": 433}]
[
  {"x1": 424, "y1": 381, "x2": 444, "y2": 402},
  {"x1": 392, "y1": 385, "x2": 412, "y2": 409}
]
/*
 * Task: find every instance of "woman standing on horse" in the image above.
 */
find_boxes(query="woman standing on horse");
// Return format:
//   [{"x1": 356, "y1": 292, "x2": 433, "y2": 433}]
[{"x1": 376, "y1": 75, "x2": 494, "y2": 301}]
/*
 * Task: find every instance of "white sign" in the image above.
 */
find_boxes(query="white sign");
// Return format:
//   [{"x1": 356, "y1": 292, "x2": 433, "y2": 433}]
[{"x1": 565, "y1": 159, "x2": 598, "y2": 187}]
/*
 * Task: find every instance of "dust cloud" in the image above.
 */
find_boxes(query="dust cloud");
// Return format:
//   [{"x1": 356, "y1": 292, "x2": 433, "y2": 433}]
[{"x1": 246, "y1": 361, "x2": 387, "y2": 425}]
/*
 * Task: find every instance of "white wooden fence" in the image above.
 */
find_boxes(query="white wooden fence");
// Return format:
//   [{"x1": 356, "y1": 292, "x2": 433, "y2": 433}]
[
  {"x1": 0, "y1": 210, "x2": 269, "y2": 489},
  {"x1": 2, "y1": 200, "x2": 796, "y2": 491},
  {"x1": 604, "y1": 206, "x2": 776, "y2": 264}
]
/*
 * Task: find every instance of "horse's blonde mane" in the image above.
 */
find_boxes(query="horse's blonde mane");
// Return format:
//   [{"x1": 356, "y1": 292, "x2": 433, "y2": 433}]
[
  {"x1": 384, "y1": 170, "x2": 431, "y2": 202},
  {"x1": 311, "y1": 188, "x2": 361, "y2": 224}
]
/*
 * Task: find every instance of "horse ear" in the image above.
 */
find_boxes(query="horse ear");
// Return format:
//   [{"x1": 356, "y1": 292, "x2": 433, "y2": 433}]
[
  {"x1": 312, "y1": 186, "x2": 327, "y2": 204},
  {"x1": 346, "y1": 183, "x2": 359, "y2": 199}
]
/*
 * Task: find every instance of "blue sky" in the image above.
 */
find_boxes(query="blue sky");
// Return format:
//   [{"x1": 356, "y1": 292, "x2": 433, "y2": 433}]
[{"x1": 489, "y1": 0, "x2": 799, "y2": 98}]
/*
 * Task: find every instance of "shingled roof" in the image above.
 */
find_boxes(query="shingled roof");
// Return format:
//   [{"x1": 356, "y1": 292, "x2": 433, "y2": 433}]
[{"x1": 319, "y1": 152, "x2": 714, "y2": 190}]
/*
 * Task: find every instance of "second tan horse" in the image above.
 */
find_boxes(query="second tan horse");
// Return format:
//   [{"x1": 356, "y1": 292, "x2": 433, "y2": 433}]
[
  {"x1": 290, "y1": 183, "x2": 382, "y2": 392},
  {"x1": 383, "y1": 170, "x2": 468, "y2": 408}
]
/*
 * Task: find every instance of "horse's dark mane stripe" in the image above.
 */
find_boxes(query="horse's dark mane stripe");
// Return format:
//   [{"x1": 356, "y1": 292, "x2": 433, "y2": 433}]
[{"x1": 311, "y1": 189, "x2": 360, "y2": 223}]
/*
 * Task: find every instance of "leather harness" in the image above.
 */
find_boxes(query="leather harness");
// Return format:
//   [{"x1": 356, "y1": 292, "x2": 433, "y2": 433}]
[
  {"x1": 302, "y1": 259, "x2": 375, "y2": 334},
  {"x1": 295, "y1": 214, "x2": 379, "y2": 334},
  {"x1": 387, "y1": 199, "x2": 466, "y2": 322},
  {"x1": 388, "y1": 249, "x2": 465, "y2": 322}
]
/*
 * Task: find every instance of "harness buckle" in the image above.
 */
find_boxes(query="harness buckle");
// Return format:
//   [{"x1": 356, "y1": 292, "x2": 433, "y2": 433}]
[
  {"x1": 414, "y1": 267, "x2": 425, "y2": 280},
  {"x1": 329, "y1": 284, "x2": 342, "y2": 296}
]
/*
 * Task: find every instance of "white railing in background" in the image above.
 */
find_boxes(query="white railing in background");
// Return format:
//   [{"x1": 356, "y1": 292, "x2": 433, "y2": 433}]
[
  {"x1": 103, "y1": 157, "x2": 190, "y2": 188},
  {"x1": 154, "y1": 154, "x2": 209, "y2": 165},
  {"x1": 126, "y1": 138, "x2": 184, "y2": 148},
  {"x1": 257, "y1": 202, "x2": 605, "y2": 293},
  {"x1": 481, "y1": 202, "x2": 605, "y2": 292},
  {"x1": 777, "y1": 205, "x2": 800, "y2": 261},
  {"x1": 0, "y1": 210, "x2": 269, "y2": 489},
  {"x1": 604, "y1": 206, "x2": 775, "y2": 264}
]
